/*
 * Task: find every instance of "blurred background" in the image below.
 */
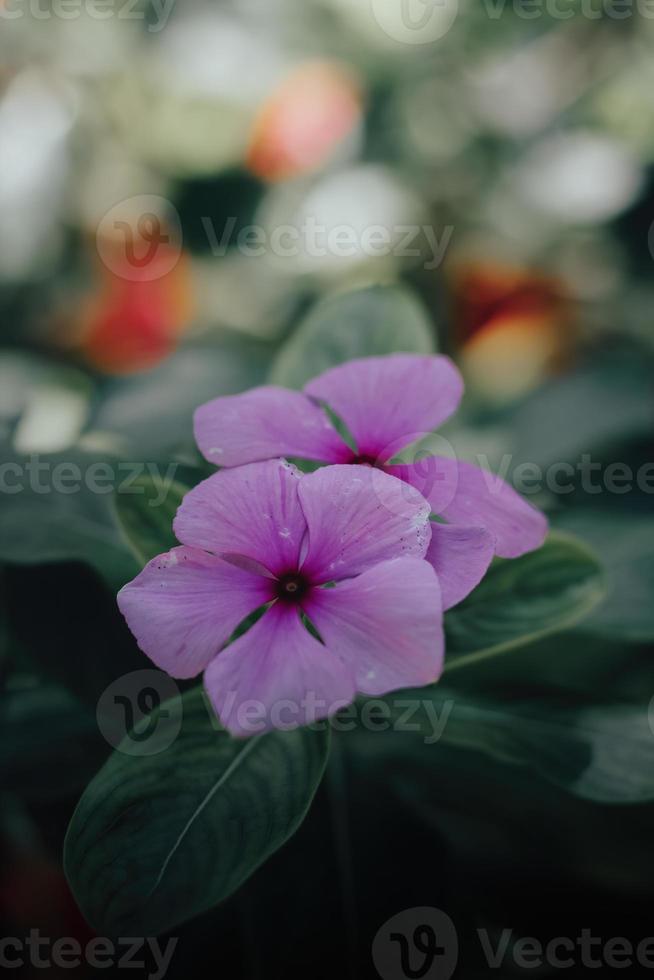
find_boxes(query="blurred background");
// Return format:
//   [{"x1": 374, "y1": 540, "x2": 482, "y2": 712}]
[{"x1": 1, "y1": 0, "x2": 654, "y2": 976}]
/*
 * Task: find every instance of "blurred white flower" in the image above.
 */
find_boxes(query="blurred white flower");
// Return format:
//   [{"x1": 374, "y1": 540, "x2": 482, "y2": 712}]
[
  {"x1": 257, "y1": 164, "x2": 423, "y2": 278},
  {"x1": 513, "y1": 131, "x2": 643, "y2": 224},
  {"x1": 0, "y1": 71, "x2": 75, "y2": 280}
]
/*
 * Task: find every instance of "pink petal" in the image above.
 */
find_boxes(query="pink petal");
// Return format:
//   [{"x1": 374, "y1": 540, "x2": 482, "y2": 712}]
[
  {"x1": 117, "y1": 547, "x2": 275, "y2": 679},
  {"x1": 388, "y1": 457, "x2": 548, "y2": 558},
  {"x1": 204, "y1": 602, "x2": 355, "y2": 737},
  {"x1": 194, "y1": 386, "x2": 350, "y2": 467},
  {"x1": 304, "y1": 558, "x2": 444, "y2": 696},
  {"x1": 304, "y1": 355, "x2": 463, "y2": 461},
  {"x1": 298, "y1": 464, "x2": 432, "y2": 583},
  {"x1": 174, "y1": 460, "x2": 308, "y2": 576},
  {"x1": 425, "y1": 523, "x2": 495, "y2": 610}
]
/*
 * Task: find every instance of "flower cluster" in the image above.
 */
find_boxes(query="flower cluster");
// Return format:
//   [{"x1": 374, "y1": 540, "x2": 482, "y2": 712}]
[{"x1": 118, "y1": 355, "x2": 547, "y2": 736}]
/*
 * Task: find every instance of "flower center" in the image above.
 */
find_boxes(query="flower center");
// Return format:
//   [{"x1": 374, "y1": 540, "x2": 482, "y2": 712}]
[
  {"x1": 350, "y1": 453, "x2": 378, "y2": 467},
  {"x1": 276, "y1": 572, "x2": 309, "y2": 603}
]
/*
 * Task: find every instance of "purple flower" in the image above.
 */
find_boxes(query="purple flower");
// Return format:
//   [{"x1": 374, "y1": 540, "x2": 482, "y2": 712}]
[
  {"x1": 118, "y1": 460, "x2": 444, "y2": 737},
  {"x1": 194, "y1": 354, "x2": 548, "y2": 608}
]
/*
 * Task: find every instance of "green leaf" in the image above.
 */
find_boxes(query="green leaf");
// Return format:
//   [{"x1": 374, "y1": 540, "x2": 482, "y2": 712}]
[
  {"x1": 0, "y1": 443, "x2": 139, "y2": 591},
  {"x1": 381, "y1": 689, "x2": 654, "y2": 805},
  {"x1": 269, "y1": 285, "x2": 435, "y2": 389},
  {"x1": 0, "y1": 682, "x2": 107, "y2": 802},
  {"x1": 6, "y1": 562, "x2": 151, "y2": 706},
  {"x1": 432, "y1": 628, "x2": 652, "y2": 702},
  {"x1": 113, "y1": 475, "x2": 189, "y2": 566},
  {"x1": 554, "y1": 509, "x2": 654, "y2": 642},
  {"x1": 93, "y1": 341, "x2": 270, "y2": 459},
  {"x1": 509, "y1": 349, "x2": 653, "y2": 468},
  {"x1": 444, "y1": 531, "x2": 606, "y2": 671},
  {"x1": 64, "y1": 687, "x2": 330, "y2": 936}
]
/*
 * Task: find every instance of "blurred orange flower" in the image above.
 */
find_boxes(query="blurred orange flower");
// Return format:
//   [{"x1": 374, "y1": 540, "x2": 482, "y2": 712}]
[
  {"x1": 75, "y1": 243, "x2": 194, "y2": 375},
  {"x1": 451, "y1": 263, "x2": 573, "y2": 403},
  {"x1": 247, "y1": 61, "x2": 362, "y2": 182}
]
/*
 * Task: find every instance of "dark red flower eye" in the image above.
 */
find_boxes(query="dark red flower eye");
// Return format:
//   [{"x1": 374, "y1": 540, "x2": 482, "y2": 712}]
[{"x1": 276, "y1": 572, "x2": 309, "y2": 602}]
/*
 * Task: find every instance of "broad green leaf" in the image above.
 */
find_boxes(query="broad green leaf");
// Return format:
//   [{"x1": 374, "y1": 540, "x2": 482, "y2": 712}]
[
  {"x1": 6, "y1": 562, "x2": 150, "y2": 706},
  {"x1": 510, "y1": 349, "x2": 653, "y2": 468},
  {"x1": 352, "y1": 711, "x2": 654, "y2": 900},
  {"x1": 1, "y1": 682, "x2": 106, "y2": 801},
  {"x1": 269, "y1": 285, "x2": 435, "y2": 389},
  {"x1": 434, "y1": 629, "x2": 653, "y2": 702},
  {"x1": 92, "y1": 341, "x2": 269, "y2": 459},
  {"x1": 0, "y1": 355, "x2": 134, "y2": 589},
  {"x1": 0, "y1": 442, "x2": 139, "y2": 590},
  {"x1": 113, "y1": 475, "x2": 190, "y2": 566},
  {"x1": 554, "y1": 509, "x2": 654, "y2": 642},
  {"x1": 64, "y1": 687, "x2": 330, "y2": 936},
  {"x1": 380, "y1": 689, "x2": 654, "y2": 805},
  {"x1": 444, "y1": 531, "x2": 606, "y2": 671}
]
